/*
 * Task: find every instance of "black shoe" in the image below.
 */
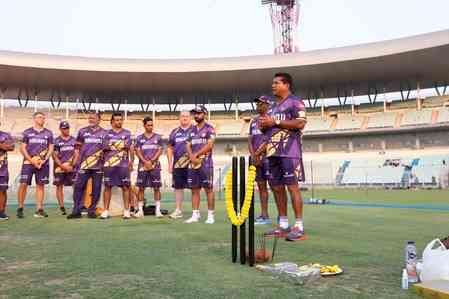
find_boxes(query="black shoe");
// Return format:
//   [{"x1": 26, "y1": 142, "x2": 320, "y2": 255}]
[
  {"x1": 87, "y1": 213, "x2": 97, "y2": 219},
  {"x1": 0, "y1": 211, "x2": 9, "y2": 220},
  {"x1": 81, "y1": 207, "x2": 88, "y2": 216},
  {"x1": 67, "y1": 213, "x2": 82, "y2": 219},
  {"x1": 17, "y1": 208, "x2": 24, "y2": 219},
  {"x1": 60, "y1": 207, "x2": 67, "y2": 215},
  {"x1": 34, "y1": 209, "x2": 48, "y2": 218}
]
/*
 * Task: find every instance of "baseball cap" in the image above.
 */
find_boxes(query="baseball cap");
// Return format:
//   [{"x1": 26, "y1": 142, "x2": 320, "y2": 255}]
[
  {"x1": 190, "y1": 105, "x2": 208, "y2": 114},
  {"x1": 59, "y1": 121, "x2": 70, "y2": 129},
  {"x1": 253, "y1": 96, "x2": 270, "y2": 104}
]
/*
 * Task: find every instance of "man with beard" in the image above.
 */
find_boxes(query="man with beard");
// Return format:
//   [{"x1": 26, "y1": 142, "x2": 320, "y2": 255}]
[
  {"x1": 185, "y1": 105, "x2": 216, "y2": 224},
  {"x1": 259, "y1": 73, "x2": 307, "y2": 241},
  {"x1": 0, "y1": 123, "x2": 14, "y2": 220},
  {"x1": 167, "y1": 111, "x2": 192, "y2": 219}
]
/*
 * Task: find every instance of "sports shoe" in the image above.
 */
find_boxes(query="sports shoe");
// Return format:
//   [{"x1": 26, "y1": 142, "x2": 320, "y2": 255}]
[
  {"x1": 67, "y1": 213, "x2": 82, "y2": 219},
  {"x1": 205, "y1": 216, "x2": 215, "y2": 224},
  {"x1": 17, "y1": 208, "x2": 24, "y2": 219},
  {"x1": 255, "y1": 216, "x2": 272, "y2": 225},
  {"x1": 34, "y1": 209, "x2": 48, "y2": 218},
  {"x1": 184, "y1": 215, "x2": 200, "y2": 223},
  {"x1": 60, "y1": 207, "x2": 67, "y2": 216},
  {"x1": 264, "y1": 227, "x2": 290, "y2": 238},
  {"x1": 133, "y1": 210, "x2": 144, "y2": 218},
  {"x1": 169, "y1": 210, "x2": 183, "y2": 219},
  {"x1": 155, "y1": 210, "x2": 164, "y2": 218},
  {"x1": 0, "y1": 212, "x2": 9, "y2": 220},
  {"x1": 286, "y1": 226, "x2": 305, "y2": 242},
  {"x1": 100, "y1": 210, "x2": 110, "y2": 219},
  {"x1": 87, "y1": 213, "x2": 97, "y2": 219},
  {"x1": 123, "y1": 210, "x2": 131, "y2": 220},
  {"x1": 81, "y1": 207, "x2": 88, "y2": 216}
]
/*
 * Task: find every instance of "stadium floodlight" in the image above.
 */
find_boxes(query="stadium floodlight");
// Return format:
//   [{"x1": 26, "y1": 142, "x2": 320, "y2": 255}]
[{"x1": 262, "y1": 0, "x2": 300, "y2": 54}]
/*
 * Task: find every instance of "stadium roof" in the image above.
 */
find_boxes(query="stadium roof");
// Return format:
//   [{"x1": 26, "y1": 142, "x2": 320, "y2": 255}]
[{"x1": 0, "y1": 29, "x2": 448, "y2": 105}]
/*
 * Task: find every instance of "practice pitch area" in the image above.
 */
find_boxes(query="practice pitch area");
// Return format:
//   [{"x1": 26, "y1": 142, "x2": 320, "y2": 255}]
[{"x1": 1, "y1": 188, "x2": 448, "y2": 298}]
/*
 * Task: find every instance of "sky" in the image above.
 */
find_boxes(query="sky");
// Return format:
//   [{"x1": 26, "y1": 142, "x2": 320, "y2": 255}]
[{"x1": 1, "y1": 0, "x2": 449, "y2": 59}]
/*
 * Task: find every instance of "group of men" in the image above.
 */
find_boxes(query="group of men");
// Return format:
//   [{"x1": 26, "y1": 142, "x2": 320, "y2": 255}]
[{"x1": 0, "y1": 72, "x2": 307, "y2": 241}]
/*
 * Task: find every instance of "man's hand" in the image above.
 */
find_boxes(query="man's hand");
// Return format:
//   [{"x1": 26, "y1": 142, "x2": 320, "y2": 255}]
[
  {"x1": 259, "y1": 115, "x2": 276, "y2": 129},
  {"x1": 33, "y1": 159, "x2": 43, "y2": 170},
  {"x1": 144, "y1": 160, "x2": 153, "y2": 170}
]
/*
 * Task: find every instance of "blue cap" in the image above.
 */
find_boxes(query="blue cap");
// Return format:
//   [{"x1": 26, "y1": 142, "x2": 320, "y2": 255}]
[
  {"x1": 59, "y1": 121, "x2": 70, "y2": 129},
  {"x1": 253, "y1": 95, "x2": 270, "y2": 104},
  {"x1": 190, "y1": 105, "x2": 208, "y2": 114}
]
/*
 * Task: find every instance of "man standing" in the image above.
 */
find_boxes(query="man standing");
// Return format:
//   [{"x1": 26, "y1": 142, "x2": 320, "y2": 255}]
[
  {"x1": 17, "y1": 112, "x2": 54, "y2": 218},
  {"x1": 185, "y1": 105, "x2": 215, "y2": 224},
  {"x1": 249, "y1": 96, "x2": 272, "y2": 225},
  {"x1": 100, "y1": 112, "x2": 133, "y2": 219},
  {"x1": 67, "y1": 111, "x2": 106, "y2": 219},
  {"x1": 134, "y1": 117, "x2": 163, "y2": 218},
  {"x1": 52, "y1": 121, "x2": 76, "y2": 216},
  {"x1": 167, "y1": 111, "x2": 192, "y2": 219},
  {"x1": 0, "y1": 127, "x2": 15, "y2": 220},
  {"x1": 259, "y1": 73, "x2": 307, "y2": 241}
]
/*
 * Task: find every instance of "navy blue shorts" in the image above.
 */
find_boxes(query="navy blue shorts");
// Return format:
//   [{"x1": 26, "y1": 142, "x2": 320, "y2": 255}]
[
  {"x1": 172, "y1": 168, "x2": 188, "y2": 189},
  {"x1": 136, "y1": 169, "x2": 161, "y2": 188},
  {"x1": 188, "y1": 166, "x2": 213, "y2": 189},
  {"x1": 267, "y1": 157, "x2": 305, "y2": 186}
]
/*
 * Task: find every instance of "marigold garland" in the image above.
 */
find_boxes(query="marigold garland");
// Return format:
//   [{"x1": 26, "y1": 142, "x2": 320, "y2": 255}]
[{"x1": 225, "y1": 165, "x2": 256, "y2": 226}]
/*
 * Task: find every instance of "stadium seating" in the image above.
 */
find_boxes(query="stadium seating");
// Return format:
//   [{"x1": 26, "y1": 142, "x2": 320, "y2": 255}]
[
  {"x1": 436, "y1": 107, "x2": 449, "y2": 124},
  {"x1": 401, "y1": 109, "x2": 433, "y2": 126},
  {"x1": 366, "y1": 112, "x2": 397, "y2": 129},
  {"x1": 304, "y1": 117, "x2": 332, "y2": 132},
  {"x1": 334, "y1": 115, "x2": 364, "y2": 131}
]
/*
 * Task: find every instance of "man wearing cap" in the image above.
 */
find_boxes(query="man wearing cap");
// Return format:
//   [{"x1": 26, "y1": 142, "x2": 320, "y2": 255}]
[
  {"x1": 17, "y1": 112, "x2": 54, "y2": 218},
  {"x1": 134, "y1": 116, "x2": 164, "y2": 218},
  {"x1": 52, "y1": 121, "x2": 76, "y2": 216},
  {"x1": 0, "y1": 123, "x2": 15, "y2": 220},
  {"x1": 100, "y1": 112, "x2": 134, "y2": 220},
  {"x1": 167, "y1": 111, "x2": 192, "y2": 219},
  {"x1": 185, "y1": 105, "x2": 216, "y2": 224},
  {"x1": 259, "y1": 72, "x2": 307, "y2": 241},
  {"x1": 249, "y1": 96, "x2": 272, "y2": 225},
  {"x1": 67, "y1": 111, "x2": 107, "y2": 219}
]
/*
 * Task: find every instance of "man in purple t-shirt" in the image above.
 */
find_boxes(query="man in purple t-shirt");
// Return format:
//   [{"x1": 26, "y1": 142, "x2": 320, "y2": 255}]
[
  {"x1": 67, "y1": 111, "x2": 107, "y2": 219},
  {"x1": 0, "y1": 128, "x2": 15, "y2": 220},
  {"x1": 134, "y1": 116, "x2": 163, "y2": 218},
  {"x1": 167, "y1": 111, "x2": 192, "y2": 219},
  {"x1": 100, "y1": 112, "x2": 133, "y2": 220},
  {"x1": 185, "y1": 105, "x2": 216, "y2": 224},
  {"x1": 17, "y1": 112, "x2": 54, "y2": 219},
  {"x1": 52, "y1": 121, "x2": 76, "y2": 216},
  {"x1": 249, "y1": 96, "x2": 272, "y2": 225},
  {"x1": 259, "y1": 72, "x2": 307, "y2": 241}
]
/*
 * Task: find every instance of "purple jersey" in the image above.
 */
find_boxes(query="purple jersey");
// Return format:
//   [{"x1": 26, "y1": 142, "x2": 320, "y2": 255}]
[
  {"x1": 168, "y1": 126, "x2": 192, "y2": 169},
  {"x1": 249, "y1": 117, "x2": 267, "y2": 154},
  {"x1": 54, "y1": 136, "x2": 76, "y2": 164},
  {"x1": 103, "y1": 129, "x2": 132, "y2": 168},
  {"x1": 76, "y1": 126, "x2": 107, "y2": 170},
  {"x1": 135, "y1": 133, "x2": 163, "y2": 170},
  {"x1": 266, "y1": 95, "x2": 306, "y2": 158},
  {"x1": 0, "y1": 131, "x2": 13, "y2": 176},
  {"x1": 188, "y1": 123, "x2": 215, "y2": 168},
  {"x1": 22, "y1": 127, "x2": 53, "y2": 160}
]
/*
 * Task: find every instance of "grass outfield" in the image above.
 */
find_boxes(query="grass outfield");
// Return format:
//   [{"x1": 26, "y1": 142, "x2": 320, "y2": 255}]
[{"x1": 0, "y1": 189, "x2": 448, "y2": 298}]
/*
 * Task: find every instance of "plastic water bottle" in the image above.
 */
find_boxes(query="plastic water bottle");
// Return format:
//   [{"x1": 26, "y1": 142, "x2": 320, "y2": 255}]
[
  {"x1": 405, "y1": 241, "x2": 418, "y2": 283},
  {"x1": 402, "y1": 268, "x2": 409, "y2": 289}
]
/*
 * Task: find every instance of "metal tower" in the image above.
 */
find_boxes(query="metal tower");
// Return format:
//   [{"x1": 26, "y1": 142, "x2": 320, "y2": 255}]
[{"x1": 262, "y1": 0, "x2": 300, "y2": 54}]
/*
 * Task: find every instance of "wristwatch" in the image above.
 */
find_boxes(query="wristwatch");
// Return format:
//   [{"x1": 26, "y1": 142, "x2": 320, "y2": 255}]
[{"x1": 275, "y1": 119, "x2": 281, "y2": 126}]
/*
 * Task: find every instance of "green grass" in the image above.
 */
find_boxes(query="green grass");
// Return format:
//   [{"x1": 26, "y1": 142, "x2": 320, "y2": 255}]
[{"x1": 1, "y1": 189, "x2": 448, "y2": 298}]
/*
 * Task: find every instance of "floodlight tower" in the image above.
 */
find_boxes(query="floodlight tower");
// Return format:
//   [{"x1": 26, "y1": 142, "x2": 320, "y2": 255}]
[{"x1": 262, "y1": 0, "x2": 301, "y2": 54}]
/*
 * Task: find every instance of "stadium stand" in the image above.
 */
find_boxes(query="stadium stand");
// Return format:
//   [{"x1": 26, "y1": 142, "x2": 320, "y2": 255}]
[
  {"x1": 334, "y1": 115, "x2": 364, "y2": 131},
  {"x1": 401, "y1": 109, "x2": 433, "y2": 126},
  {"x1": 304, "y1": 117, "x2": 332, "y2": 132},
  {"x1": 436, "y1": 107, "x2": 449, "y2": 124},
  {"x1": 366, "y1": 112, "x2": 397, "y2": 129}
]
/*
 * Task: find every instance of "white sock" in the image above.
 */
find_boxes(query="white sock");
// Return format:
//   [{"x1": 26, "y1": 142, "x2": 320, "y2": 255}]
[
  {"x1": 279, "y1": 216, "x2": 289, "y2": 229},
  {"x1": 295, "y1": 219, "x2": 304, "y2": 231},
  {"x1": 155, "y1": 201, "x2": 161, "y2": 212},
  {"x1": 208, "y1": 210, "x2": 214, "y2": 218},
  {"x1": 193, "y1": 210, "x2": 200, "y2": 218},
  {"x1": 138, "y1": 201, "x2": 144, "y2": 212}
]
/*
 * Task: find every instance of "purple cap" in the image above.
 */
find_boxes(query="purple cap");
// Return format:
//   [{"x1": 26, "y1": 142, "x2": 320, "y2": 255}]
[
  {"x1": 190, "y1": 105, "x2": 208, "y2": 114},
  {"x1": 59, "y1": 121, "x2": 70, "y2": 129},
  {"x1": 253, "y1": 96, "x2": 270, "y2": 104}
]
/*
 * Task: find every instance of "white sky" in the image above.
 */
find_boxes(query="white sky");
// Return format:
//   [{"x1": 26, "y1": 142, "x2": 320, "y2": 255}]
[{"x1": 1, "y1": 0, "x2": 449, "y2": 58}]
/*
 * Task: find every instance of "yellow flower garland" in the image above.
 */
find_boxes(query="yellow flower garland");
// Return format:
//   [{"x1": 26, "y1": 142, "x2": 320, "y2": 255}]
[{"x1": 225, "y1": 165, "x2": 257, "y2": 226}]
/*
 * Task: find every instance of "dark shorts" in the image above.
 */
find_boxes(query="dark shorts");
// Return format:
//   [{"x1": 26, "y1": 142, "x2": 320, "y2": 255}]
[
  {"x1": 53, "y1": 172, "x2": 75, "y2": 186},
  {"x1": 0, "y1": 176, "x2": 9, "y2": 191},
  {"x1": 255, "y1": 159, "x2": 270, "y2": 182},
  {"x1": 172, "y1": 168, "x2": 188, "y2": 189},
  {"x1": 103, "y1": 167, "x2": 130, "y2": 187},
  {"x1": 188, "y1": 166, "x2": 213, "y2": 189},
  {"x1": 20, "y1": 163, "x2": 50, "y2": 185},
  {"x1": 136, "y1": 169, "x2": 161, "y2": 188},
  {"x1": 267, "y1": 157, "x2": 305, "y2": 186}
]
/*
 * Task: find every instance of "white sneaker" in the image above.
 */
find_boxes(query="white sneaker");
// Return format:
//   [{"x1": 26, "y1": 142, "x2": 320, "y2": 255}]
[
  {"x1": 155, "y1": 210, "x2": 164, "y2": 218},
  {"x1": 184, "y1": 215, "x2": 200, "y2": 223},
  {"x1": 205, "y1": 216, "x2": 215, "y2": 224},
  {"x1": 134, "y1": 210, "x2": 144, "y2": 218},
  {"x1": 100, "y1": 210, "x2": 110, "y2": 219},
  {"x1": 169, "y1": 210, "x2": 183, "y2": 219},
  {"x1": 123, "y1": 210, "x2": 131, "y2": 220}
]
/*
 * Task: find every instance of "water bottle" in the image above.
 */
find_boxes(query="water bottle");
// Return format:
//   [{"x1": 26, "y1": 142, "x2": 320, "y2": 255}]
[
  {"x1": 401, "y1": 268, "x2": 409, "y2": 289},
  {"x1": 405, "y1": 241, "x2": 418, "y2": 283}
]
